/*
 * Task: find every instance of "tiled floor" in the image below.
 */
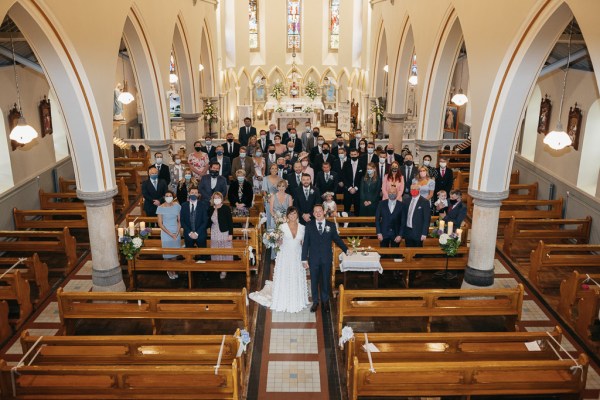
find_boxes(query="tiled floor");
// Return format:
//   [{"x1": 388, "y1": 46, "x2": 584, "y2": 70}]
[
  {"x1": 34, "y1": 302, "x2": 60, "y2": 324},
  {"x1": 269, "y1": 329, "x2": 318, "y2": 354},
  {"x1": 266, "y1": 361, "x2": 321, "y2": 392}
]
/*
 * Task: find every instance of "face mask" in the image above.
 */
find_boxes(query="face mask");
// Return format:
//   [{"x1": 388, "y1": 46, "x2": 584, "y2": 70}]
[
  {"x1": 355, "y1": 134, "x2": 362, "y2": 139},
  {"x1": 313, "y1": 131, "x2": 319, "y2": 137},
  {"x1": 449, "y1": 198, "x2": 458, "y2": 205},
  {"x1": 339, "y1": 155, "x2": 345, "y2": 160},
  {"x1": 278, "y1": 164, "x2": 284, "y2": 169},
  {"x1": 255, "y1": 151, "x2": 262, "y2": 157},
  {"x1": 216, "y1": 151, "x2": 224, "y2": 156},
  {"x1": 227, "y1": 138, "x2": 234, "y2": 143},
  {"x1": 367, "y1": 169, "x2": 374, "y2": 176},
  {"x1": 150, "y1": 174, "x2": 158, "y2": 180},
  {"x1": 367, "y1": 148, "x2": 374, "y2": 154},
  {"x1": 206, "y1": 141, "x2": 212, "y2": 146},
  {"x1": 379, "y1": 158, "x2": 386, "y2": 164},
  {"x1": 291, "y1": 134, "x2": 296, "y2": 139},
  {"x1": 359, "y1": 144, "x2": 365, "y2": 149},
  {"x1": 210, "y1": 171, "x2": 219, "y2": 177},
  {"x1": 318, "y1": 140, "x2": 324, "y2": 146},
  {"x1": 388, "y1": 194, "x2": 397, "y2": 201},
  {"x1": 236, "y1": 153, "x2": 245, "y2": 159},
  {"x1": 184, "y1": 174, "x2": 191, "y2": 180},
  {"x1": 391, "y1": 168, "x2": 399, "y2": 173},
  {"x1": 404, "y1": 160, "x2": 413, "y2": 166},
  {"x1": 195, "y1": 146, "x2": 202, "y2": 152},
  {"x1": 288, "y1": 147, "x2": 294, "y2": 153},
  {"x1": 155, "y1": 158, "x2": 163, "y2": 165},
  {"x1": 260, "y1": 135, "x2": 266, "y2": 140},
  {"x1": 440, "y1": 162, "x2": 447, "y2": 168},
  {"x1": 337, "y1": 141, "x2": 344, "y2": 146},
  {"x1": 213, "y1": 198, "x2": 222, "y2": 205},
  {"x1": 423, "y1": 161, "x2": 430, "y2": 167},
  {"x1": 350, "y1": 156, "x2": 358, "y2": 162},
  {"x1": 301, "y1": 161, "x2": 308, "y2": 167},
  {"x1": 410, "y1": 190, "x2": 420, "y2": 197},
  {"x1": 189, "y1": 195, "x2": 198, "y2": 201},
  {"x1": 322, "y1": 149, "x2": 330, "y2": 155},
  {"x1": 268, "y1": 149, "x2": 276, "y2": 155},
  {"x1": 420, "y1": 172, "x2": 427, "y2": 178},
  {"x1": 237, "y1": 176, "x2": 245, "y2": 183},
  {"x1": 175, "y1": 159, "x2": 181, "y2": 165},
  {"x1": 165, "y1": 196, "x2": 173, "y2": 203},
  {"x1": 306, "y1": 126, "x2": 311, "y2": 131},
  {"x1": 387, "y1": 149, "x2": 394, "y2": 155}
]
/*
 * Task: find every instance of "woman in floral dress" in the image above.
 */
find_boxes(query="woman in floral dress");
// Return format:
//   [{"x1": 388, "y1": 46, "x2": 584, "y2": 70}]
[
  {"x1": 188, "y1": 140, "x2": 209, "y2": 179},
  {"x1": 209, "y1": 191, "x2": 233, "y2": 279}
]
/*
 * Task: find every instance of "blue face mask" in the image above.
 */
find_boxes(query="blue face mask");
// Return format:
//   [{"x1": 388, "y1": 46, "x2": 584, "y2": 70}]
[
  {"x1": 189, "y1": 195, "x2": 198, "y2": 201},
  {"x1": 237, "y1": 176, "x2": 245, "y2": 183},
  {"x1": 150, "y1": 174, "x2": 158, "y2": 180},
  {"x1": 216, "y1": 151, "x2": 223, "y2": 156}
]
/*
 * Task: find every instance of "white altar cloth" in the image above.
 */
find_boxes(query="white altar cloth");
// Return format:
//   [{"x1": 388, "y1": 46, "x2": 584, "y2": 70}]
[
  {"x1": 265, "y1": 96, "x2": 324, "y2": 111},
  {"x1": 340, "y1": 252, "x2": 383, "y2": 274}
]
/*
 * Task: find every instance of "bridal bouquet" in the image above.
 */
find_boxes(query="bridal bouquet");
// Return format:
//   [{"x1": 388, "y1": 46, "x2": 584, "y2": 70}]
[{"x1": 263, "y1": 229, "x2": 284, "y2": 252}]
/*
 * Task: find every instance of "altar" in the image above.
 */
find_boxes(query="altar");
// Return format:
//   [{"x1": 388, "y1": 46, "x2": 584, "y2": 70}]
[
  {"x1": 264, "y1": 95, "x2": 324, "y2": 112},
  {"x1": 272, "y1": 112, "x2": 317, "y2": 131}
]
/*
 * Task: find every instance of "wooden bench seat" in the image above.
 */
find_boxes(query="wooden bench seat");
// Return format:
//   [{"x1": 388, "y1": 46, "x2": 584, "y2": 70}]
[
  {"x1": 337, "y1": 284, "x2": 524, "y2": 333},
  {"x1": 13, "y1": 208, "x2": 89, "y2": 232},
  {"x1": 454, "y1": 169, "x2": 519, "y2": 191},
  {"x1": 347, "y1": 355, "x2": 588, "y2": 400},
  {"x1": 114, "y1": 156, "x2": 150, "y2": 171},
  {"x1": 58, "y1": 177, "x2": 131, "y2": 213},
  {"x1": 573, "y1": 287, "x2": 600, "y2": 350},
  {"x1": 0, "y1": 229, "x2": 78, "y2": 276},
  {"x1": 38, "y1": 190, "x2": 85, "y2": 210},
  {"x1": 0, "y1": 360, "x2": 240, "y2": 399},
  {"x1": 0, "y1": 301, "x2": 10, "y2": 344},
  {"x1": 0, "y1": 271, "x2": 33, "y2": 329},
  {"x1": 130, "y1": 247, "x2": 250, "y2": 290},
  {"x1": 115, "y1": 166, "x2": 142, "y2": 196},
  {"x1": 503, "y1": 217, "x2": 592, "y2": 260},
  {"x1": 57, "y1": 288, "x2": 249, "y2": 335},
  {"x1": 559, "y1": 270, "x2": 600, "y2": 322},
  {"x1": 529, "y1": 241, "x2": 600, "y2": 290},
  {"x1": 0, "y1": 254, "x2": 50, "y2": 303}
]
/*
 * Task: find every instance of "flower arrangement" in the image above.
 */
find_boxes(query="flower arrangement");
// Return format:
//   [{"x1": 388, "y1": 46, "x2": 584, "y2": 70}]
[
  {"x1": 262, "y1": 228, "x2": 284, "y2": 252},
  {"x1": 202, "y1": 99, "x2": 218, "y2": 122},
  {"x1": 430, "y1": 221, "x2": 462, "y2": 256},
  {"x1": 302, "y1": 106, "x2": 313, "y2": 113},
  {"x1": 348, "y1": 236, "x2": 361, "y2": 250},
  {"x1": 271, "y1": 82, "x2": 285, "y2": 101},
  {"x1": 370, "y1": 103, "x2": 384, "y2": 122},
  {"x1": 275, "y1": 106, "x2": 285, "y2": 113},
  {"x1": 305, "y1": 80, "x2": 318, "y2": 100},
  {"x1": 118, "y1": 228, "x2": 151, "y2": 260}
]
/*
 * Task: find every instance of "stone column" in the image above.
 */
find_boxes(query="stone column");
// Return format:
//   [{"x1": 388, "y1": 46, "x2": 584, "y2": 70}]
[
  {"x1": 181, "y1": 113, "x2": 203, "y2": 153},
  {"x1": 145, "y1": 140, "x2": 171, "y2": 157},
  {"x1": 415, "y1": 139, "x2": 443, "y2": 165},
  {"x1": 77, "y1": 188, "x2": 126, "y2": 292},
  {"x1": 361, "y1": 93, "x2": 369, "y2": 132},
  {"x1": 384, "y1": 113, "x2": 405, "y2": 150},
  {"x1": 461, "y1": 189, "x2": 509, "y2": 290}
]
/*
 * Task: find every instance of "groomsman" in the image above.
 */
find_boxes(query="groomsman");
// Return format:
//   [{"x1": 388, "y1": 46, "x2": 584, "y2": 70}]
[
  {"x1": 238, "y1": 117, "x2": 256, "y2": 146},
  {"x1": 257, "y1": 130, "x2": 271, "y2": 154},
  {"x1": 294, "y1": 174, "x2": 321, "y2": 225},
  {"x1": 375, "y1": 187, "x2": 403, "y2": 247},
  {"x1": 315, "y1": 162, "x2": 339, "y2": 195}
]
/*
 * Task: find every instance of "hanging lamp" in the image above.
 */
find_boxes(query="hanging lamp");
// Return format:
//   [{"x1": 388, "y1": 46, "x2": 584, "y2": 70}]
[
  {"x1": 408, "y1": 55, "x2": 418, "y2": 85},
  {"x1": 9, "y1": 33, "x2": 38, "y2": 144},
  {"x1": 544, "y1": 19, "x2": 575, "y2": 150},
  {"x1": 451, "y1": 49, "x2": 468, "y2": 106},
  {"x1": 118, "y1": 53, "x2": 134, "y2": 105}
]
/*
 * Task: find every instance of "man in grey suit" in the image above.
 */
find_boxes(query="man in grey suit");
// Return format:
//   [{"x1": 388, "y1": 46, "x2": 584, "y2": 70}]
[{"x1": 231, "y1": 146, "x2": 255, "y2": 182}]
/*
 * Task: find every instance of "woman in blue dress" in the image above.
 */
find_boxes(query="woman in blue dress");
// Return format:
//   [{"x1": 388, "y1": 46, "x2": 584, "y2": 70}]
[{"x1": 156, "y1": 190, "x2": 181, "y2": 280}]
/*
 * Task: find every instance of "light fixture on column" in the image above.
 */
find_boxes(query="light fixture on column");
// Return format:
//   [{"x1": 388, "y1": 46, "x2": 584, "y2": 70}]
[
  {"x1": 543, "y1": 20, "x2": 574, "y2": 150},
  {"x1": 198, "y1": 63, "x2": 204, "y2": 72},
  {"x1": 383, "y1": 64, "x2": 389, "y2": 73},
  {"x1": 169, "y1": 52, "x2": 178, "y2": 84},
  {"x1": 117, "y1": 54, "x2": 134, "y2": 105},
  {"x1": 451, "y1": 49, "x2": 468, "y2": 106},
  {"x1": 8, "y1": 34, "x2": 38, "y2": 144},
  {"x1": 169, "y1": 73, "x2": 179, "y2": 84},
  {"x1": 408, "y1": 55, "x2": 418, "y2": 85}
]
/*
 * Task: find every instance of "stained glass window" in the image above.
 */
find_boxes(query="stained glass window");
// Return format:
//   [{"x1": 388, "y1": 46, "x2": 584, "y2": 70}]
[
  {"x1": 329, "y1": 0, "x2": 340, "y2": 51},
  {"x1": 249, "y1": 1, "x2": 259, "y2": 51},
  {"x1": 287, "y1": 0, "x2": 301, "y2": 51}
]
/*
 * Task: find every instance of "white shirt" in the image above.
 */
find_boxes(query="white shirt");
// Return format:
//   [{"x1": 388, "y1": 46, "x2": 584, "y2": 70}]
[
  {"x1": 407, "y1": 196, "x2": 419, "y2": 228},
  {"x1": 388, "y1": 199, "x2": 397, "y2": 214},
  {"x1": 211, "y1": 177, "x2": 217, "y2": 189},
  {"x1": 351, "y1": 161, "x2": 358, "y2": 185}
]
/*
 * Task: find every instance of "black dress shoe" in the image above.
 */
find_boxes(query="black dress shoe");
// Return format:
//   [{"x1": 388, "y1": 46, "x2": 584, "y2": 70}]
[
  {"x1": 310, "y1": 303, "x2": 319, "y2": 313},
  {"x1": 323, "y1": 302, "x2": 330, "y2": 313}
]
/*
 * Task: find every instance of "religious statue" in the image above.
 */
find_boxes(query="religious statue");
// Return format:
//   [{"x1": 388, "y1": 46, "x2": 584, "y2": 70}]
[
  {"x1": 350, "y1": 99, "x2": 359, "y2": 131},
  {"x1": 290, "y1": 82, "x2": 299, "y2": 98},
  {"x1": 113, "y1": 83, "x2": 124, "y2": 121}
]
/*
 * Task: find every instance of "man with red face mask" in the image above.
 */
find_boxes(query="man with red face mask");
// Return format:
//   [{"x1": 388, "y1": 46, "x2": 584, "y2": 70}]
[{"x1": 400, "y1": 184, "x2": 431, "y2": 247}]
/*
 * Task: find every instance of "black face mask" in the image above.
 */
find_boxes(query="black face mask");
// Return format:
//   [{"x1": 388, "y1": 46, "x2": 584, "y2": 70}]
[
  {"x1": 350, "y1": 156, "x2": 358, "y2": 162},
  {"x1": 195, "y1": 146, "x2": 202, "y2": 152},
  {"x1": 337, "y1": 141, "x2": 344, "y2": 146},
  {"x1": 322, "y1": 149, "x2": 330, "y2": 155},
  {"x1": 227, "y1": 138, "x2": 234, "y2": 143},
  {"x1": 313, "y1": 131, "x2": 319, "y2": 137},
  {"x1": 210, "y1": 171, "x2": 219, "y2": 177},
  {"x1": 268, "y1": 149, "x2": 276, "y2": 154},
  {"x1": 404, "y1": 160, "x2": 413, "y2": 166},
  {"x1": 449, "y1": 198, "x2": 458, "y2": 205},
  {"x1": 387, "y1": 149, "x2": 394, "y2": 155}
]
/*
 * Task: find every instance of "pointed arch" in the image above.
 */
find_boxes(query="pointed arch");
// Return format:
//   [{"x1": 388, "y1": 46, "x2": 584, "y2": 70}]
[
  {"x1": 237, "y1": 67, "x2": 252, "y2": 89},
  {"x1": 320, "y1": 66, "x2": 338, "y2": 86},
  {"x1": 338, "y1": 68, "x2": 350, "y2": 103},
  {"x1": 371, "y1": 20, "x2": 388, "y2": 98},
  {"x1": 237, "y1": 67, "x2": 251, "y2": 105},
  {"x1": 173, "y1": 13, "x2": 197, "y2": 113},
  {"x1": 267, "y1": 66, "x2": 285, "y2": 84},
  {"x1": 390, "y1": 15, "x2": 414, "y2": 114},
  {"x1": 200, "y1": 20, "x2": 215, "y2": 97},
  {"x1": 251, "y1": 67, "x2": 268, "y2": 84},
  {"x1": 303, "y1": 66, "x2": 320, "y2": 84}
]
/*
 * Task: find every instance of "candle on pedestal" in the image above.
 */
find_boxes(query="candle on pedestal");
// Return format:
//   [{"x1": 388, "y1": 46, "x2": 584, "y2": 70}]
[{"x1": 447, "y1": 222, "x2": 453, "y2": 235}]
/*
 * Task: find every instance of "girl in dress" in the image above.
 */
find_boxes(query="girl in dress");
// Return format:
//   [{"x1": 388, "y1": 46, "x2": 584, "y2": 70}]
[
  {"x1": 322, "y1": 192, "x2": 338, "y2": 217},
  {"x1": 209, "y1": 192, "x2": 233, "y2": 279},
  {"x1": 381, "y1": 161, "x2": 404, "y2": 200},
  {"x1": 156, "y1": 190, "x2": 181, "y2": 280}
]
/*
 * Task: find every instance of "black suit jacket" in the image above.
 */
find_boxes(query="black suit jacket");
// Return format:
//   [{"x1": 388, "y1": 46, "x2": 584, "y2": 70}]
[
  {"x1": 400, "y1": 196, "x2": 432, "y2": 240},
  {"x1": 210, "y1": 156, "x2": 232, "y2": 179},
  {"x1": 313, "y1": 153, "x2": 336, "y2": 175},
  {"x1": 301, "y1": 220, "x2": 348, "y2": 264},
  {"x1": 401, "y1": 165, "x2": 418, "y2": 194},
  {"x1": 257, "y1": 137, "x2": 272, "y2": 153},
  {"x1": 342, "y1": 161, "x2": 364, "y2": 191},
  {"x1": 200, "y1": 145, "x2": 216, "y2": 159},
  {"x1": 238, "y1": 126, "x2": 256, "y2": 146},
  {"x1": 286, "y1": 172, "x2": 303, "y2": 195},
  {"x1": 294, "y1": 186, "x2": 321, "y2": 223},
  {"x1": 180, "y1": 201, "x2": 208, "y2": 240},
  {"x1": 332, "y1": 158, "x2": 347, "y2": 176},
  {"x1": 199, "y1": 175, "x2": 228, "y2": 204},
  {"x1": 152, "y1": 163, "x2": 171, "y2": 184},
  {"x1": 375, "y1": 200, "x2": 404, "y2": 239},
  {"x1": 443, "y1": 200, "x2": 467, "y2": 228},
  {"x1": 284, "y1": 138, "x2": 303, "y2": 153},
  {"x1": 359, "y1": 153, "x2": 380, "y2": 170},
  {"x1": 315, "y1": 171, "x2": 339, "y2": 195},
  {"x1": 223, "y1": 142, "x2": 241, "y2": 160},
  {"x1": 435, "y1": 167, "x2": 454, "y2": 195},
  {"x1": 141, "y1": 178, "x2": 168, "y2": 216}
]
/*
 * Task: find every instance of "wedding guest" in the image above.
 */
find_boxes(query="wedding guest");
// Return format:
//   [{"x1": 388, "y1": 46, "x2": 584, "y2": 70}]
[
  {"x1": 188, "y1": 140, "x2": 209, "y2": 179},
  {"x1": 229, "y1": 169, "x2": 253, "y2": 217},
  {"x1": 209, "y1": 191, "x2": 233, "y2": 279},
  {"x1": 176, "y1": 167, "x2": 198, "y2": 204},
  {"x1": 359, "y1": 162, "x2": 381, "y2": 216},
  {"x1": 156, "y1": 190, "x2": 181, "y2": 280},
  {"x1": 413, "y1": 166, "x2": 435, "y2": 205},
  {"x1": 252, "y1": 148, "x2": 266, "y2": 194}
]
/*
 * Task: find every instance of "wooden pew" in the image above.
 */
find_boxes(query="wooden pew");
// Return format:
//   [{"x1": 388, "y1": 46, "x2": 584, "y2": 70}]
[
  {"x1": 436, "y1": 151, "x2": 470, "y2": 170},
  {"x1": 529, "y1": 241, "x2": 600, "y2": 290},
  {"x1": 337, "y1": 284, "x2": 524, "y2": 333},
  {"x1": 57, "y1": 176, "x2": 76, "y2": 193},
  {"x1": 0, "y1": 301, "x2": 10, "y2": 344},
  {"x1": 0, "y1": 228, "x2": 78, "y2": 275},
  {"x1": 130, "y1": 247, "x2": 250, "y2": 290},
  {"x1": 57, "y1": 288, "x2": 249, "y2": 335},
  {"x1": 559, "y1": 270, "x2": 600, "y2": 323},
  {"x1": 13, "y1": 208, "x2": 89, "y2": 231},
  {"x1": 0, "y1": 360, "x2": 240, "y2": 399},
  {"x1": 0, "y1": 254, "x2": 50, "y2": 303},
  {"x1": 0, "y1": 271, "x2": 33, "y2": 329},
  {"x1": 454, "y1": 169, "x2": 520, "y2": 191},
  {"x1": 574, "y1": 286, "x2": 600, "y2": 349},
  {"x1": 114, "y1": 156, "x2": 150, "y2": 172},
  {"x1": 503, "y1": 217, "x2": 592, "y2": 260},
  {"x1": 115, "y1": 166, "x2": 142, "y2": 196},
  {"x1": 332, "y1": 245, "x2": 469, "y2": 291},
  {"x1": 347, "y1": 354, "x2": 588, "y2": 400},
  {"x1": 336, "y1": 225, "x2": 469, "y2": 246},
  {"x1": 38, "y1": 190, "x2": 85, "y2": 210}
]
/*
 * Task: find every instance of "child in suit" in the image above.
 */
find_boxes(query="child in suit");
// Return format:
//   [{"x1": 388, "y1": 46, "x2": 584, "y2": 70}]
[{"x1": 434, "y1": 190, "x2": 448, "y2": 216}]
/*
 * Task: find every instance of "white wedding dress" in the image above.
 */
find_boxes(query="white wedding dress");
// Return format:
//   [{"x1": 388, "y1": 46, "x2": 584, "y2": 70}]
[{"x1": 250, "y1": 223, "x2": 310, "y2": 313}]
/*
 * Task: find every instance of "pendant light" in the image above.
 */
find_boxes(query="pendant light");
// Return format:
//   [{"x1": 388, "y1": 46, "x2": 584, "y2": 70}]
[
  {"x1": 117, "y1": 53, "x2": 134, "y2": 105},
  {"x1": 543, "y1": 19, "x2": 574, "y2": 150},
  {"x1": 9, "y1": 33, "x2": 38, "y2": 144},
  {"x1": 451, "y1": 49, "x2": 468, "y2": 106},
  {"x1": 408, "y1": 54, "x2": 418, "y2": 85}
]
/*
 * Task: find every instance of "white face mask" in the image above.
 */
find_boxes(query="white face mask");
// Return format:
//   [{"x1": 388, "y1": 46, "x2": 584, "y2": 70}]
[
  {"x1": 367, "y1": 148, "x2": 374, "y2": 154},
  {"x1": 318, "y1": 140, "x2": 324, "y2": 145},
  {"x1": 213, "y1": 198, "x2": 222, "y2": 205},
  {"x1": 379, "y1": 158, "x2": 385, "y2": 164},
  {"x1": 165, "y1": 196, "x2": 174, "y2": 203},
  {"x1": 175, "y1": 159, "x2": 181, "y2": 165},
  {"x1": 239, "y1": 153, "x2": 246, "y2": 158},
  {"x1": 355, "y1": 134, "x2": 362, "y2": 139},
  {"x1": 206, "y1": 141, "x2": 212, "y2": 146},
  {"x1": 155, "y1": 158, "x2": 163, "y2": 165},
  {"x1": 440, "y1": 162, "x2": 447, "y2": 168},
  {"x1": 423, "y1": 160, "x2": 430, "y2": 166}
]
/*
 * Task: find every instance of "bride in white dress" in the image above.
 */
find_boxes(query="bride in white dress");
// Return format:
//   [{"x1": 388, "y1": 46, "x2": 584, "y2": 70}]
[{"x1": 250, "y1": 207, "x2": 310, "y2": 313}]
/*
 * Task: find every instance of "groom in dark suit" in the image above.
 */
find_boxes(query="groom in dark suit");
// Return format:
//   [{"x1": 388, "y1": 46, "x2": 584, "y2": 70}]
[
  {"x1": 302, "y1": 204, "x2": 349, "y2": 313},
  {"x1": 294, "y1": 174, "x2": 321, "y2": 225}
]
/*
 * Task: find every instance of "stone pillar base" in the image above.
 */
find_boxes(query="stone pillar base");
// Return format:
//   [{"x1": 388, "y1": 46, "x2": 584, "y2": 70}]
[
  {"x1": 384, "y1": 113, "x2": 406, "y2": 151},
  {"x1": 181, "y1": 113, "x2": 203, "y2": 153},
  {"x1": 92, "y1": 265, "x2": 126, "y2": 292},
  {"x1": 145, "y1": 140, "x2": 171, "y2": 156},
  {"x1": 415, "y1": 139, "x2": 443, "y2": 164}
]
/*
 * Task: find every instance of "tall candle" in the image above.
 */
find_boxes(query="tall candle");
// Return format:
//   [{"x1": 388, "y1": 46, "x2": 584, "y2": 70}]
[
  {"x1": 439, "y1": 220, "x2": 445, "y2": 231},
  {"x1": 447, "y1": 221, "x2": 453, "y2": 235},
  {"x1": 117, "y1": 228, "x2": 124, "y2": 238},
  {"x1": 128, "y1": 221, "x2": 135, "y2": 236},
  {"x1": 456, "y1": 228, "x2": 463, "y2": 241},
  {"x1": 140, "y1": 222, "x2": 146, "y2": 231}
]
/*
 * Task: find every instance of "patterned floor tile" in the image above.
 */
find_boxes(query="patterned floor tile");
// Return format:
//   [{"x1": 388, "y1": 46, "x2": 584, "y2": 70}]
[
  {"x1": 266, "y1": 361, "x2": 321, "y2": 392},
  {"x1": 524, "y1": 326, "x2": 576, "y2": 351},
  {"x1": 521, "y1": 300, "x2": 550, "y2": 321},
  {"x1": 6, "y1": 328, "x2": 59, "y2": 355},
  {"x1": 63, "y1": 279, "x2": 93, "y2": 292},
  {"x1": 586, "y1": 367, "x2": 600, "y2": 390},
  {"x1": 269, "y1": 328, "x2": 318, "y2": 354},
  {"x1": 492, "y1": 277, "x2": 519, "y2": 289},
  {"x1": 34, "y1": 302, "x2": 60, "y2": 324},
  {"x1": 76, "y1": 261, "x2": 93, "y2": 276},
  {"x1": 272, "y1": 307, "x2": 316, "y2": 323}
]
